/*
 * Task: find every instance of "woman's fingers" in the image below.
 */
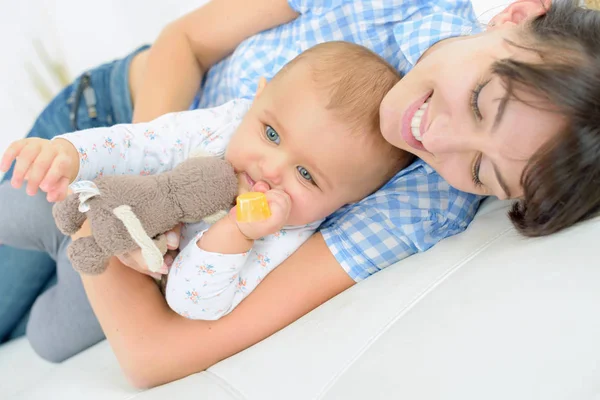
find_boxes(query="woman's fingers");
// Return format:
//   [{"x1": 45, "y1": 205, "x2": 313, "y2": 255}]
[
  {"x1": 166, "y1": 224, "x2": 182, "y2": 250},
  {"x1": 118, "y1": 247, "x2": 170, "y2": 276},
  {"x1": 113, "y1": 224, "x2": 182, "y2": 277},
  {"x1": 164, "y1": 250, "x2": 180, "y2": 267},
  {"x1": 117, "y1": 252, "x2": 145, "y2": 273}
]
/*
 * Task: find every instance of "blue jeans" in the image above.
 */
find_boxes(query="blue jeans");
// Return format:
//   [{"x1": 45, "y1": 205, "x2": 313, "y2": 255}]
[{"x1": 0, "y1": 45, "x2": 149, "y2": 357}]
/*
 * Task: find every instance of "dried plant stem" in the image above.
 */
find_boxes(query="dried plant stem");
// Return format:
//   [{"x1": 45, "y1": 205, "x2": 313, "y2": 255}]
[{"x1": 25, "y1": 39, "x2": 71, "y2": 102}]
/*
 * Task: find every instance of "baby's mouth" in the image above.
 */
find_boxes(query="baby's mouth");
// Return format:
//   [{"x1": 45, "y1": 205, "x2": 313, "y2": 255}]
[
  {"x1": 245, "y1": 172, "x2": 256, "y2": 188},
  {"x1": 236, "y1": 172, "x2": 256, "y2": 194}
]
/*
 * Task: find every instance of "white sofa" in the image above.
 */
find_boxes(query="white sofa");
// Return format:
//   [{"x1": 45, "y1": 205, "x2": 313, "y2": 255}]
[
  {"x1": 1, "y1": 197, "x2": 599, "y2": 399},
  {"x1": 2, "y1": 1, "x2": 599, "y2": 399}
]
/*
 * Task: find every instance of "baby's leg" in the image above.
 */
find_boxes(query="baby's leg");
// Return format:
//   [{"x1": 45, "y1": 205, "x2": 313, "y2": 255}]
[
  {"x1": 26, "y1": 235, "x2": 104, "y2": 363},
  {"x1": 0, "y1": 183, "x2": 57, "y2": 342}
]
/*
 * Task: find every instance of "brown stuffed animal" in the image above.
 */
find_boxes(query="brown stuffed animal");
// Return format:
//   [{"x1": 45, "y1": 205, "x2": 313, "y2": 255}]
[{"x1": 52, "y1": 156, "x2": 238, "y2": 275}]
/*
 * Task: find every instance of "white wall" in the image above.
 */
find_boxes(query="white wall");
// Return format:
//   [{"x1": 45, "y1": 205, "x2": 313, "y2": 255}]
[{"x1": 0, "y1": 0, "x2": 204, "y2": 157}]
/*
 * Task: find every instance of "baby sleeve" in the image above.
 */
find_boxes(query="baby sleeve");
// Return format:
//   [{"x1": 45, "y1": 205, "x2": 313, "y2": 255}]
[
  {"x1": 55, "y1": 99, "x2": 251, "y2": 181},
  {"x1": 164, "y1": 229, "x2": 251, "y2": 320},
  {"x1": 166, "y1": 222, "x2": 319, "y2": 320}
]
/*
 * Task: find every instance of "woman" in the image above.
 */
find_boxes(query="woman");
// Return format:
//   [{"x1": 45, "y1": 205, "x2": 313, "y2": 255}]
[{"x1": 1, "y1": 0, "x2": 599, "y2": 388}]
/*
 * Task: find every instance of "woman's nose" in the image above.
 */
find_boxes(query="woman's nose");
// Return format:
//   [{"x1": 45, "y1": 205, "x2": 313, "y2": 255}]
[{"x1": 422, "y1": 117, "x2": 481, "y2": 155}]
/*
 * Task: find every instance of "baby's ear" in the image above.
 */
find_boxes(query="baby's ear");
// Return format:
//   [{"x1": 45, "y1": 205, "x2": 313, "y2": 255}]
[{"x1": 255, "y1": 77, "x2": 267, "y2": 98}]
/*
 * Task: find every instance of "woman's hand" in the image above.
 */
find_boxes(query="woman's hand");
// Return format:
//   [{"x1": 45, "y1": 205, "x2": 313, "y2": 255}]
[
  {"x1": 117, "y1": 225, "x2": 182, "y2": 280},
  {"x1": 71, "y1": 218, "x2": 182, "y2": 280}
]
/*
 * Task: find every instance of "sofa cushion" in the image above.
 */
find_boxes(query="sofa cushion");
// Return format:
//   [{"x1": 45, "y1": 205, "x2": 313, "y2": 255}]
[{"x1": 2, "y1": 198, "x2": 598, "y2": 399}]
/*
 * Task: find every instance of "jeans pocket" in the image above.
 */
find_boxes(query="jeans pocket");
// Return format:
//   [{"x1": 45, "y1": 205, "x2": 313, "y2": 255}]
[{"x1": 67, "y1": 67, "x2": 116, "y2": 131}]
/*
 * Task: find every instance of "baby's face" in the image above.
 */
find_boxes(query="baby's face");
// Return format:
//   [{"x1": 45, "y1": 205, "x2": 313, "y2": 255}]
[{"x1": 225, "y1": 66, "x2": 392, "y2": 226}]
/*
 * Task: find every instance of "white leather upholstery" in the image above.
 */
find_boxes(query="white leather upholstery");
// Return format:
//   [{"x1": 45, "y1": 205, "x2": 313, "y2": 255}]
[{"x1": 2, "y1": 198, "x2": 599, "y2": 399}]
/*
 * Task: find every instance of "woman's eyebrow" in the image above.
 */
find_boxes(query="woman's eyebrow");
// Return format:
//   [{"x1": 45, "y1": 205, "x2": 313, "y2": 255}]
[
  {"x1": 492, "y1": 161, "x2": 511, "y2": 198},
  {"x1": 489, "y1": 84, "x2": 512, "y2": 198},
  {"x1": 492, "y1": 90, "x2": 510, "y2": 133}
]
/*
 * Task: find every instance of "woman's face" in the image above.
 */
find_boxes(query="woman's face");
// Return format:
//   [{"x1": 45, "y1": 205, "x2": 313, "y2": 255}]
[{"x1": 380, "y1": 1, "x2": 565, "y2": 199}]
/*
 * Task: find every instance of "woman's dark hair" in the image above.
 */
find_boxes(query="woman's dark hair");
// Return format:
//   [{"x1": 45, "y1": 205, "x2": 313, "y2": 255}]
[{"x1": 491, "y1": 0, "x2": 600, "y2": 236}]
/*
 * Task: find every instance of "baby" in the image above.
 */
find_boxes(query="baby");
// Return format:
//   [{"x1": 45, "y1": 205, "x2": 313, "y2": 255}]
[{"x1": 0, "y1": 41, "x2": 411, "y2": 320}]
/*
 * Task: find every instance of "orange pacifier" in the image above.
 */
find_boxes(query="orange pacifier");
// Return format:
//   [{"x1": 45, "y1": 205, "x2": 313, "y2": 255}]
[{"x1": 236, "y1": 192, "x2": 271, "y2": 222}]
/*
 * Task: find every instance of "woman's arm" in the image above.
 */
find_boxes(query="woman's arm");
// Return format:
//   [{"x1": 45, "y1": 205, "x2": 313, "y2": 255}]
[
  {"x1": 131, "y1": 0, "x2": 299, "y2": 122},
  {"x1": 79, "y1": 230, "x2": 354, "y2": 388}
]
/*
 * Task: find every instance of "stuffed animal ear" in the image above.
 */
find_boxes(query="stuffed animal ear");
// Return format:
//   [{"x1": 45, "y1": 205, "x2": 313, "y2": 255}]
[{"x1": 202, "y1": 209, "x2": 228, "y2": 225}]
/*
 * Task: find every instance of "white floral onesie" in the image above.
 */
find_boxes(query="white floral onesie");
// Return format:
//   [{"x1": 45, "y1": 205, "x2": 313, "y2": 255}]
[{"x1": 56, "y1": 99, "x2": 319, "y2": 320}]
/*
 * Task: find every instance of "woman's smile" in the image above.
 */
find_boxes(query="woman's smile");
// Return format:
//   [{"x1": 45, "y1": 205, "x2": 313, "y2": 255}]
[{"x1": 400, "y1": 91, "x2": 432, "y2": 152}]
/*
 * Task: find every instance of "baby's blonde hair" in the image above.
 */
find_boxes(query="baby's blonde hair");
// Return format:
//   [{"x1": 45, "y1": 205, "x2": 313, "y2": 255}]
[{"x1": 276, "y1": 41, "x2": 412, "y2": 188}]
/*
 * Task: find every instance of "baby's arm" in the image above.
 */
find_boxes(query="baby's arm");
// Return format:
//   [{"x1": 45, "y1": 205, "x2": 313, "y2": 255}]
[
  {"x1": 165, "y1": 217, "x2": 253, "y2": 320},
  {"x1": 166, "y1": 189, "x2": 298, "y2": 320},
  {"x1": 56, "y1": 99, "x2": 250, "y2": 182},
  {"x1": 0, "y1": 99, "x2": 249, "y2": 202},
  {"x1": 166, "y1": 213, "x2": 318, "y2": 321}
]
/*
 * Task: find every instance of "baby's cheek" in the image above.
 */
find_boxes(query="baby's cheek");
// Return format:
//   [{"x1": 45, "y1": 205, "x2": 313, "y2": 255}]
[{"x1": 286, "y1": 192, "x2": 324, "y2": 225}]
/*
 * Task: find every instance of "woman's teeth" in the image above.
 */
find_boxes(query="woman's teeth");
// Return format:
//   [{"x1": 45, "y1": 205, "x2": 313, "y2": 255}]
[{"x1": 410, "y1": 97, "x2": 430, "y2": 142}]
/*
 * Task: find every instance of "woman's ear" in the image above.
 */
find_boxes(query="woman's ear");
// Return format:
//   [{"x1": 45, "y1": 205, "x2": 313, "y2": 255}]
[
  {"x1": 488, "y1": 0, "x2": 550, "y2": 29},
  {"x1": 255, "y1": 77, "x2": 268, "y2": 98}
]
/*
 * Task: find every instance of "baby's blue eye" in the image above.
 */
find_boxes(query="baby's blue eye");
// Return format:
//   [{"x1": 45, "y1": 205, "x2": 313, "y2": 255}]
[
  {"x1": 297, "y1": 166, "x2": 313, "y2": 182},
  {"x1": 265, "y1": 126, "x2": 280, "y2": 144}
]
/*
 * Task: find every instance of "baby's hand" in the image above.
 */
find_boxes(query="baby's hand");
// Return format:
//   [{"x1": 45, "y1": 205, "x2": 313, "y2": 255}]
[
  {"x1": 233, "y1": 189, "x2": 291, "y2": 240},
  {"x1": 0, "y1": 138, "x2": 79, "y2": 202}
]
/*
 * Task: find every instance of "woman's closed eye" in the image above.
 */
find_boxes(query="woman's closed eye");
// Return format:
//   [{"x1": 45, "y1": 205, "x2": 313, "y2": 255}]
[
  {"x1": 265, "y1": 125, "x2": 280, "y2": 144},
  {"x1": 471, "y1": 152, "x2": 483, "y2": 188},
  {"x1": 470, "y1": 80, "x2": 489, "y2": 121}
]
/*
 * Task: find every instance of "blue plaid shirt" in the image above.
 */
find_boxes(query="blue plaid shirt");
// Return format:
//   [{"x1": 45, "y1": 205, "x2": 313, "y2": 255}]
[{"x1": 193, "y1": 0, "x2": 484, "y2": 281}]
